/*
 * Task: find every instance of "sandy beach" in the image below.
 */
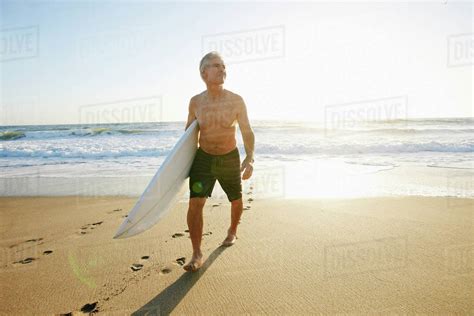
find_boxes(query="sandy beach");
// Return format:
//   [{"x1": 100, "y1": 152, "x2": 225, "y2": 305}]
[
  {"x1": 0, "y1": 195, "x2": 472, "y2": 315},
  {"x1": 2, "y1": 0, "x2": 472, "y2": 314}
]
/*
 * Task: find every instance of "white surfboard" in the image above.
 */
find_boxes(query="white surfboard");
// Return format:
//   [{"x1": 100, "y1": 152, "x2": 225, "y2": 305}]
[{"x1": 113, "y1": 120, "x2": 199, "y2": 239}]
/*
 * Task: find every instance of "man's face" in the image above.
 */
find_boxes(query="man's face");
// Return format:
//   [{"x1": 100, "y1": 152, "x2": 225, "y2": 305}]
[{"x1": 202, "y1": 57, "x2": 226, "y2": 84}]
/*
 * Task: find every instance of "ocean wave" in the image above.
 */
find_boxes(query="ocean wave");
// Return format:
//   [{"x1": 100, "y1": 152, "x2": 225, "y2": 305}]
[
  {"x1": 71, "y1": 127, "x2": 118, "y2": 136},
  {"x1": 357, "y1": 128, "x2": 474, "y2": 135},
  {"x1": 2, "y1": 119, "x2": 472, "y2": 141},
  {"x1": 117, "y1": 129, "x2": 143, "y2": 134},
  {"x1": 0, "y1": 127, "x2": 181, "y2": 140},
  {"x1": 0, "y1": 147, "x2": 172, "y2": 159},
  {"x1": 254, "y1": 142, "x2": 474, "y2": 155},
  {"x1": 80, "y1": 127, "x2": 154, "y2": 136},
  {"x1": 0, "y1": 131, "x2": 26, "y2": 140},
  {"x1": 384, "y1": 118, "x2": 474, "y2": 125},
  {"x1": 254, "y1": 126, "x2": 473, "y2": 136},
  {"x1": 1, "y1": 141, "x2": 472, "y2": 159}
]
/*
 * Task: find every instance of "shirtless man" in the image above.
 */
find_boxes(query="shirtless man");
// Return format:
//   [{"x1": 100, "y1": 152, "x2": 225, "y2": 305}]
[{"x1": 183, "y1": 52, "x2": 255, "y2": 272}]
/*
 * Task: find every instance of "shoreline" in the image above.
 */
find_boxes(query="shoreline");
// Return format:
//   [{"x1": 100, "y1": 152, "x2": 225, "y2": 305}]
[
  {"x1": 1, "y1": 162, "x2": 473, "y2": 199},
  {"x1": 0, "y1": 196, "x2": 472, "y2": 314}
]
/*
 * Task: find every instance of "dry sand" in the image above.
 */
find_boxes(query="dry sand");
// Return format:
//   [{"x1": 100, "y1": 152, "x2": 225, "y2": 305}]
[{"x1": 0, "y1": 195, "x2": 472, "y2": 315}]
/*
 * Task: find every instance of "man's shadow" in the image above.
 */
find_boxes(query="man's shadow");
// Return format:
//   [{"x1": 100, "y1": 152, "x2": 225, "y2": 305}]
[{"x1": 132, "y1": 245, "x2": 229, "y2": 315}]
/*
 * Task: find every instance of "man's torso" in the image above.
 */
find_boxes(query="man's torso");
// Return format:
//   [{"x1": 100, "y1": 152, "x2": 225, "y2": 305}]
[{"x1": 192, "y1": 89, "x2": 241, "y2": 155}]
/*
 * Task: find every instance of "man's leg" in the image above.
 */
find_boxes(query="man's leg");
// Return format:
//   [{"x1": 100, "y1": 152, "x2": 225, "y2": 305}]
[
  {"x1": 184, "y1": 197, "x2": 207, "y2": 271},
  {"x1": 222, "y1": 198, "x2": 243, "y2": 246}
]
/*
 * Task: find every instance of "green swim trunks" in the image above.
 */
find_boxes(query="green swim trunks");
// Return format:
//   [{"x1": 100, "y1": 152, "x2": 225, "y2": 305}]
[{"x1": 189, "y1": 147, "x2": 242, "y2": 202}]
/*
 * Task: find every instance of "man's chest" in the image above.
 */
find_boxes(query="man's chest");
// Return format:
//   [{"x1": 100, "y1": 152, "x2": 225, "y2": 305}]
[{"x1": 195, "y1": 103, "x2": 238, "y2": 129}]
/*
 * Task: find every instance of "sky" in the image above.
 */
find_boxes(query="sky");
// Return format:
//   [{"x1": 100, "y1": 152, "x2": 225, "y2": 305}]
[{"x1": 0, "y1": 0, "x2": 472, "y2": 125}]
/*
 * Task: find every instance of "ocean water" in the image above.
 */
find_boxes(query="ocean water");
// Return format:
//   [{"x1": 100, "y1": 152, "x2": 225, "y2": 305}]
[{"x1": 1, "y1": 118, "x2": 473, "y2": 198}]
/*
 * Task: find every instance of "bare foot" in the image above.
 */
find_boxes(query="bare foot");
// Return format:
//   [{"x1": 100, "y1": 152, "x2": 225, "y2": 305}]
[
  {"x1": 183, "y1": 253, "x2": 203, "y2": 272},
  {"x1": 221, "y1": 229, "x2": 237, "y2": 247}
]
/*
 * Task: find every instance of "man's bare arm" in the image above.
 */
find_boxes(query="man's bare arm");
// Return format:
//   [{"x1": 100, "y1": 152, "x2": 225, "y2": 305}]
[
  {"x1": 185, "y1": 97, "x2": 196, "y2": 131},
  {"x1": 237, "y1": 97, "x2": 255, "y2": 180}
]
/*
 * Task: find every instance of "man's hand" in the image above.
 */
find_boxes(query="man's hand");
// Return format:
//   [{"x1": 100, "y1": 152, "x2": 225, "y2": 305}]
[{"x1": 240, "y1": 156, "x2": 254, "y2": 180}]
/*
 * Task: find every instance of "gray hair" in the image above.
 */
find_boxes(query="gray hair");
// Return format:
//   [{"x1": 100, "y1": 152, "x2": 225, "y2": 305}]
[{"x1": 199, "y1": 51, "x2": 223, "y2": 74}]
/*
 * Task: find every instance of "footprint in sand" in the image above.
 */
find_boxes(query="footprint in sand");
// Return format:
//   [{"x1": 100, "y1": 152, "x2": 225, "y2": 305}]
[
  {"x1": 8, "y1": 239, "x2": 44, "y2": 267},
  {"x1": 107, "y1": 208, "x2": 122, "y2": 214},
  {"x1": 130, "y1": 255, "x2": 150, "y2": 271},
  {"x1": 9, "y1": 238, "x2": 44, "y2": 248},
  {"x1": 248, "y1": 198, "x2": 253, "y2": 202},
  {"x1": 25, "y1": 238, "x2": 43, "y2": 243},
  {"x1": 77, "y1": 221, "x2": 104, "y2": 235},
  {"x1": 212, "y1": 203, "x2": 220, "y2": 207},
  {"x1": 43, "y1": 250, "x2": 53, "y2": 255},
  {"x1": 159, "y1": 267, "x2": 172, "y2": 275},
  {"x1": 244, "y1": 205, "x2": 251, "y2": 210},
  {"x1": 80, "y1": 302, "x2": 98, "y2": 313},
  {"x1": 172, "y1": 233, "x2": 185, "y2": 238},
  {"x1": 202, "y1": 231, "x2": 212, "y2": 236},
  {"x1": 174, "y1": 257, "x2": 186, "y2": 266},
  {"x1": 90, "y1": 221, "x2": 103, "y2": 230},
  {"x1": 130, "y1": 263, "x2": 144, "y2": 272},
  {"x1": 77, "y1": 228, "x2": 88, "y2": 235},
  {"x1": 14, "y1": 257, "x2": 37, "y2": 265}
]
